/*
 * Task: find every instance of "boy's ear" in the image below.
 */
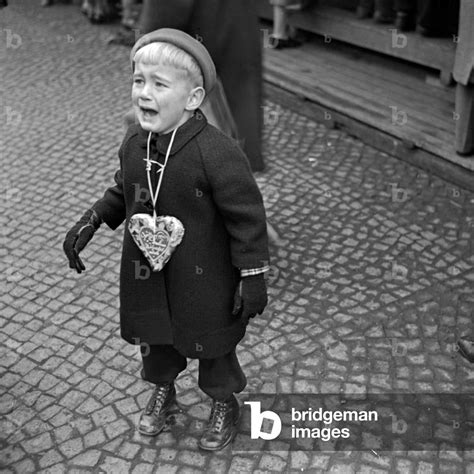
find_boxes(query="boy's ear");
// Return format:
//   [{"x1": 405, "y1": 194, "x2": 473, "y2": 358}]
[{"x1": 186, "y1": 86, "x2": 206, "y2": 111}]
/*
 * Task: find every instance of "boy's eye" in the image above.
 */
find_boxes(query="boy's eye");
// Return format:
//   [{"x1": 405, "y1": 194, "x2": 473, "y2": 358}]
[
  {"x1": 154, "y1": 81, "x2": 165, "y2": 87},
  {"x1": 133, "y1": 77, "x2": 144, "y2": 84}
]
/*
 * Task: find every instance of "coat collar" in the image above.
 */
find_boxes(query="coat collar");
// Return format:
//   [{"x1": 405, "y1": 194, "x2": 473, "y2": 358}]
[{"x1": 137, "y1": 109, "x2": 207, "y2": 155}]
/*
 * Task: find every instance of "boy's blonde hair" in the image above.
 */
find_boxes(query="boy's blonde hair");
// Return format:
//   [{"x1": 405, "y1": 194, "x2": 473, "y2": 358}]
[{"x1": 133, "y1": 41, "x2": 204, "y2": 88}]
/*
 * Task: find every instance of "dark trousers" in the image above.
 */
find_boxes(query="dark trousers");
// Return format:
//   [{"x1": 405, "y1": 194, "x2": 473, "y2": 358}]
[
  {"x1": 140, "y1": 344, "x2": 247, "y2": 401},
  {"x1": 395, "y1": 0, "x2": 415, "y2": 13},
  {"x1": 395, "y1": 0, "x2": 459, "y2": 33}
]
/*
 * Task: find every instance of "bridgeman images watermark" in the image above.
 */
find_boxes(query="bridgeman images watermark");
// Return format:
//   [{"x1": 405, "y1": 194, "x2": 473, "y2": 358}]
[
  {"x1": 245, "y1": 402, "x2": 376, "y2": 440},
  {"x1": 232, "y1": 393, "x2": 474, "y2": 452}
]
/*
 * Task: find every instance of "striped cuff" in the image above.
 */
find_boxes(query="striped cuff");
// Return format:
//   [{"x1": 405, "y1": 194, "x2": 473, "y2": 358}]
[{"x1": 240, "y1": 265, "x2": 270, "y2": 277}]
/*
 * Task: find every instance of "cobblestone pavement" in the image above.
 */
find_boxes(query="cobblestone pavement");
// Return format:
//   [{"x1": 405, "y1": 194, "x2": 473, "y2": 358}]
[{"x1": 1, "y1": 1, "x2": 474, "y2": 473}]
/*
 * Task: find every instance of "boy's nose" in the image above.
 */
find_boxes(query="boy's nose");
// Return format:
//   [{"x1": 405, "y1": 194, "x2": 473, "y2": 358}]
[{"x1": 139, "y1": 83, "x2": 152, "y2": 99}]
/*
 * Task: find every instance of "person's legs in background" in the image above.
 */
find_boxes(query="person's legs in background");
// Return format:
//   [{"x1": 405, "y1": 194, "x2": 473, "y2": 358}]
[
  {"x1": 374, "y1": 0, "x2": 395, "y2": 24},
  {"x1": 356, "y1": 0, "x2": 374, "y2": 19},
  {"x1": 121, "y1": 0, "x2": 138, "y2": 30},
  {"x1": 269, "y1": 0, "x2": 304, "y2": 49},
  {"x1": 394, "y1": 0, "x2": 417, "y2": 31},
  {"x1": 417, "y1": 0, "x2": 459, "y2": 37}
]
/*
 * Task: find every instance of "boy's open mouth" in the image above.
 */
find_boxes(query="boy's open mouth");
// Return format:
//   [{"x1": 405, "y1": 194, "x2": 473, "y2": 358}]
[{"x1": 140, "y1": 106, "x2": 158, "y2": 118}]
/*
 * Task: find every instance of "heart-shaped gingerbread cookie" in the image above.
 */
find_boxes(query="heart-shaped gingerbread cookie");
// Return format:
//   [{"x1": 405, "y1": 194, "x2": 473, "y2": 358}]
[{"x1": 128, "y1": 214, "x2": 185, "y2": 272}]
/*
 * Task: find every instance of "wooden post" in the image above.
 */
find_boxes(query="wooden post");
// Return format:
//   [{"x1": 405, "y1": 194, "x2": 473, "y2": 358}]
[
  {"x1": 454, "y1": 83, "x2": 474, "y2": 155},
  {"x1": 453, "y1": 0, "x2": 474, "y2": 155}
]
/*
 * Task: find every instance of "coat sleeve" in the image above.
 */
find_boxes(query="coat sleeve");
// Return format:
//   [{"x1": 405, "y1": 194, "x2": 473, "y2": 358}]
[
  {"x1": 199, "y1": 131, "x2": 270, "y2": 269},
  {"x1": 91, "y1": 128, "x2": 134, "y2": 230}
]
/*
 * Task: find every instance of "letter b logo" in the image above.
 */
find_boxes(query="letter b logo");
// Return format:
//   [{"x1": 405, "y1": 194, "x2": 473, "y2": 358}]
[
  {"x1": 391, "y1": 415, "x2": 407, "y2": 434},
  {"x1": 244, "y1": 401, "x2": 282, "y2": 440}
]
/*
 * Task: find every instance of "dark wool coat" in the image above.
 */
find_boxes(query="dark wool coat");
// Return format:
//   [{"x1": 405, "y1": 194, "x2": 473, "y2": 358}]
[
  {"x1": 92, "y1": 112, "x2": 269, "y2": 359},
  {"x1": 138, "y1": 0, "x2": 264, "y2": 171}
]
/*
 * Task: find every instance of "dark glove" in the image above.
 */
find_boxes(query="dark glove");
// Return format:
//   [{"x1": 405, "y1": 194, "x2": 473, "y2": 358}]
[
  {"x1": 232, "y1": 273, "x2": 268, "y2": 323},
  {"x1": 63, "y1": 209, "x2": 102, "y2": 273}
]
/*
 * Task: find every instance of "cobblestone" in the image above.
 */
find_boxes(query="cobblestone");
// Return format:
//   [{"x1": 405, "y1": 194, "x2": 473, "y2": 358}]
[
  {"x1": 131, "y1": 463, "x2": 154, "y2": 474},
  {"x1": 99, "y1": 456, "x2": 132, "y2": 473},
  {"x1": 39, "y1": 449, "x2": 64, "y2": 469},
  {"x1": 57, "y1": 438, "x2": 84, "y2": 459},
  {"x1": 2, "y1": 0, "x2": 474, "y2": 472},
  {"x1": 20, "y1": 432, "x2": 54, "y2": 454},
  {"x1": 70, "y1": 449, "x2": 101, "y2": 467},
  {"x1": 104, "y1": 419, "x2": 132, "y2": 439}
]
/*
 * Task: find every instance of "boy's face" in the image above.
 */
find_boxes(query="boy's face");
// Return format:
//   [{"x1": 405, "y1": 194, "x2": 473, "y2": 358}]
[{"x1": 132, "y1": 60, "x2": 203, "y2": 135}]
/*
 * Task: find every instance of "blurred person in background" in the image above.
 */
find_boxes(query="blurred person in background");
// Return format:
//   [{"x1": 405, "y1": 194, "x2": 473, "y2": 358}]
[
  {"x1": 268, "y1": 0, "x2": 315, "y2": 49},
  {"x1": 356, "y1": 0, "x2": 459, "y2": 35}
]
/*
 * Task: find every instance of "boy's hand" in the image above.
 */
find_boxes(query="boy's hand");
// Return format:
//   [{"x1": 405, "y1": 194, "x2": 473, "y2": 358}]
[
  {"x1": 63, "y1": 209, "x2": 102, "y2": 273},
  {"x1": 232, "y1": 274, "x2": 268, "y2": 323}
]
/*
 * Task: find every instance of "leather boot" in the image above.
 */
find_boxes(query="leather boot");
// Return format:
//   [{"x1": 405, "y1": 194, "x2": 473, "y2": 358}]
[
  {"x1": 457, "y1": 338, "x2": 474, "y2": 363},
  {"x1": 138, "y1": 382, "x2": 177, "y2": 436},
  {"x1": 374, "y1": 0, "x2": 394, "y2": 23},
  {"x1": 198, "y1": 395, "x2": 240, "y2": 451}
]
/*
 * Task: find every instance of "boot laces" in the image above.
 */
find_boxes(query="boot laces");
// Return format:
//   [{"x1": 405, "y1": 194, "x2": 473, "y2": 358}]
[
  {"x1": 208, "y1": 400, "x2": 230, "y2": 432},
  {"x1": 146, "y1": 384, "x2": 170, "y2": 415}
]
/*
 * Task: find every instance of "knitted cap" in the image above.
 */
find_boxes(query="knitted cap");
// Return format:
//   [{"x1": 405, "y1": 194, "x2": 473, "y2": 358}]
[{"x1": 130, "y1": 28, "x2": 217, "y2": 94}]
